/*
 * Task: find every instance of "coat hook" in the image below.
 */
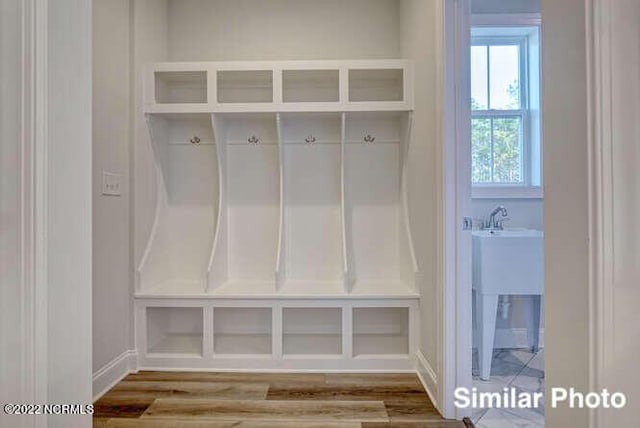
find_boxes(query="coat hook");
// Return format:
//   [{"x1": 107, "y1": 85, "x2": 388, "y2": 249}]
[
  {"x1": 247, "y1": 135, "x2": 259, "y2": 145},
  {"x1": 364, "y1": 134, "x2": 376, "y2": 143},
  {"x1": 190, "y1": 136, "x2": 201, "y2": 145},
  {"x1": 304, "y1": 135, "x2": 317, "y2": 144}
]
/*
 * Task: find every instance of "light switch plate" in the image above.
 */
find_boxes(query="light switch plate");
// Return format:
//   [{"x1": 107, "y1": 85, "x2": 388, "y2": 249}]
[{"x1": 102, "y1": 172, "x2": 122, "y2": 196}]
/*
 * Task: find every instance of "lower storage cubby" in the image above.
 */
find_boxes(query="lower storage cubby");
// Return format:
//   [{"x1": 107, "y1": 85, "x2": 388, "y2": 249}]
[
  {"x1": 136, "y1": 300, "x2": 416, "y2": 369},
  {"x1": 213, "y1": 307, "x2": 272, "y2": 355},
  {"x1": 282, "y1": 307, "x2": 342, "y2": 356},
  {"x1": 146, "y1": 307, "x2": 203, "y2": 357},
  {"x1": 352, "y1": 307, "x2": 409, "y2": 356}
]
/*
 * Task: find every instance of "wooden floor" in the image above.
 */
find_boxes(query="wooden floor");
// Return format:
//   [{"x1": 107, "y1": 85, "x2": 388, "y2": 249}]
[{"x1": 93, "y1": 372, "x2": 468, "y2": 427}]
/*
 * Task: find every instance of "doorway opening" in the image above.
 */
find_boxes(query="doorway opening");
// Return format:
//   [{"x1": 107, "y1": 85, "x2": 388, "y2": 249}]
[
  {"x1": 469, "y1": 9, "x2": 544, "y2": 428},
  {"x1": 444, "y1": 1, "x2": 545, "y2": 425}
]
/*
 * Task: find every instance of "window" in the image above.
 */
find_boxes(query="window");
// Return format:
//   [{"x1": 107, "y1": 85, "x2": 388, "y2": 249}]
[{"x1": 471, "y1": 25, "x2": 541, "y2": 197}]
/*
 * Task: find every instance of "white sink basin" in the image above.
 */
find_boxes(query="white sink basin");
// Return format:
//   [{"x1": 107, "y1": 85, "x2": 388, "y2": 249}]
[
  {"x1": 472, "y1": 228, "x2": 543, "y2": 380},
  {"x1": 472, "y1": 229, "x2": 543, "y2": 295}
]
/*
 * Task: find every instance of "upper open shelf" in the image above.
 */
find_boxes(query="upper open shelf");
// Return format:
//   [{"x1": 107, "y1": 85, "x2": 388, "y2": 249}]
[
  {"x1": 217, "y1": 70, "x2": 273, "y2": 104},
  {"x1": 155, "y1": 71, "x2": 208, "y2": 104},
  {"x1": 144, "y1": 60, "x2": 412, "y2": 113},
  {"x1": 283, "y1": 69, "x2": 340, "y2": 103},
  {"x1": 349, "y1": 69, "x2": 404, "y2": 102}
]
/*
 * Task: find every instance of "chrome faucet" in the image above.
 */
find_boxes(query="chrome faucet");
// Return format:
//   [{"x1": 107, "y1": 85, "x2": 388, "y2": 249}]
[{"x1": 486, "y1": 205, "x2": 508, "y2": 230}]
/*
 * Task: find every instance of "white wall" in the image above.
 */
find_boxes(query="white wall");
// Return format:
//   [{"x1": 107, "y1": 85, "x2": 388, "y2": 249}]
[
  {"x1": 92, "y1": 0, "x2": 133, "y2": 378},
  {"x1": 399, "y1": 0, "x2": 440, "y2": 379},
  {"x1": 542, "y1": 0, "x2": 589, "y2": 425},
  {"x1": 472, "y1": 0, "x2": 540, "y2": 14},
  {"x1": 167, "y1": 0, "x2": 400, "y2": 61},
  {"x1": 133, "y1": 0, "x2": 169, "y2": 270},
  {"x1": 48, "y1": 0, "x2": 94, "y2": 426}
]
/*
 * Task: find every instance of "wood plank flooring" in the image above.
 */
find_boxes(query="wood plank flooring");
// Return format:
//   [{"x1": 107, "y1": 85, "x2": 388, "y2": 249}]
[{"x1": 94, "y1": 372, "x2": 468, "y2": 427}]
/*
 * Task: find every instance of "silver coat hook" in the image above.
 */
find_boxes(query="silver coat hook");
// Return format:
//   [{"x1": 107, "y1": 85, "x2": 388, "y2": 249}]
[
  {"x1": 364, "y1": 134, "x2": 376, "y2": 143},
  {"x1": 247, "y1": 135, "x2": 259, "y2": 145},
  {"x1": 190, "y1": 136, "x2": 201, "y2": 145},
  {"x1": 304, "y1": 135, "x2": 317, "y2": 144}
]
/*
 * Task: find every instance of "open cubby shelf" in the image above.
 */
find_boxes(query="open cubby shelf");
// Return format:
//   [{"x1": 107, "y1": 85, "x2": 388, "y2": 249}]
[
  {"x1": 282, "y1": 69, "x2": 340, "y2": 103},
  {"x1": 140, "y1": 304, "x2": 413, "y2": 365},
  {"x1": 213, "y1": 307, "x2": 272, "y2": 355},
  {"x1": 217, "y1": 70, "x2": 274, "y2": 104},
  {"x1": 146, "y1": 307, "x2": 203, "y2": 357},
  {"x1": 282, "y1": 308, "x2": 343, "y2": 356},
  {"x1": 144, "y1": 60, "x2": 412, "y2": 112},
  {"x1": 353, "y1": 307, "x2": 409, "y2": 356},
  {"x1": 348, "y1": 68, "x2": 404, "y2": 102},
  {"x1": 155, "y1": 71, "x2": 208, "y2": 104}
]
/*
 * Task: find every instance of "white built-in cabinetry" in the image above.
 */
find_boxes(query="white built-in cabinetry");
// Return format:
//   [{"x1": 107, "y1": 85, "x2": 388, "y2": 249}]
[{"x1": 135, "y1": 60, "x2": 421, "y2": 370}]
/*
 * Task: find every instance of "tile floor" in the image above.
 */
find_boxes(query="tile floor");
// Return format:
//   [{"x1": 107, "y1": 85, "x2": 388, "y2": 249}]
[{"x1": 472, "y1": 348, "x2": 544, "y2": 427}]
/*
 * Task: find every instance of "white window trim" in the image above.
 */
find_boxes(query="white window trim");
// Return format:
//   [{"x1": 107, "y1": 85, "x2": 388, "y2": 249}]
[
  {"x1": 471, "y1": 13, "x2": 543, "y2": 199},
  {"x1": 472, "y1": 13, "x2": 541, "y2": 27},
  {"x1": 473, "y1": 185, "x2": 543, "y2": 199},
  {"x1": 472, "y1": 36, "x2": 528, "y2": 187}
]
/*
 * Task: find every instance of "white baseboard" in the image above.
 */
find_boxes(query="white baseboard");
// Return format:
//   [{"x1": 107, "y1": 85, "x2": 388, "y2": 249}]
[
  {"x1": 473, "y1": 327, "x2": 545, "y2": 349},
  {"x1": 92, "y1": 349, "x2": 137, "y2": 401},
  {"x1": 415, "y1": 350, "x2": 438, "y2": 412}
]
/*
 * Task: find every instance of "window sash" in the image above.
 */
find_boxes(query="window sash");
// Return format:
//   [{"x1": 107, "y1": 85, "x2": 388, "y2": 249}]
[
  {"x1": 472, "y1": 114, "x2": 527, "y2": 185},
  {"x1": 471, "y1": 36, "x2": 528, "y2": 113},
  {"x1": 471, "y1": 34, "x2": 532, "y2": 188}
]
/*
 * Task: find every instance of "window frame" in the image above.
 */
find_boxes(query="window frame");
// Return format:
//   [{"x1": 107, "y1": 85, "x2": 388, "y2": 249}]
[
  {"x1": 471, "y1": 36, "x2": 528, "y2": 186},
  {"x1": 470, "y1": 15, "x2": 543, "y2": 199}
]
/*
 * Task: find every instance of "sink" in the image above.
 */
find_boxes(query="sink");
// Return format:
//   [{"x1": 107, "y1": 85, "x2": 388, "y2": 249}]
[
  {"x1": 472, "y1": 228, "x2": 544, "y2": 380},
  {"x1": 472, "y1": 229, "x2": 543, "y2": 295}
]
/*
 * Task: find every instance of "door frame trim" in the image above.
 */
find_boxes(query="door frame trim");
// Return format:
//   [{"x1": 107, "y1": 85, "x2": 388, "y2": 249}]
[
  {"x1": 586, "y1": 0, "x2": 617, "y2": 426},
  {"x1": 19, "y1": 1, "x2": 49, "y2": 425},
  {"x1": 440, "y1": 0, "x2": 472, "y2": 419}
]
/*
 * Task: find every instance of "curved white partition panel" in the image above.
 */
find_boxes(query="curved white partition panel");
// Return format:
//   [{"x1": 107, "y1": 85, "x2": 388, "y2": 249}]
[
  {"x1": 399, "y1": 112, "x2": 420, "y2": 290},
  {"x1": 275, "y1": 113, "x2": 286, "y2": 289},
  {"x1": 137, "y1": 115, "x2": 172, "y2": 291},
  {"x1": 138, "y1": 113, "x2": 218, "y2": 295},
  {"x1": 340, "y1": 112, "x2": 352, "y2": 291},
  {"x1": 207, "y1": 114, "x2": 228, "y2": 291}
]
